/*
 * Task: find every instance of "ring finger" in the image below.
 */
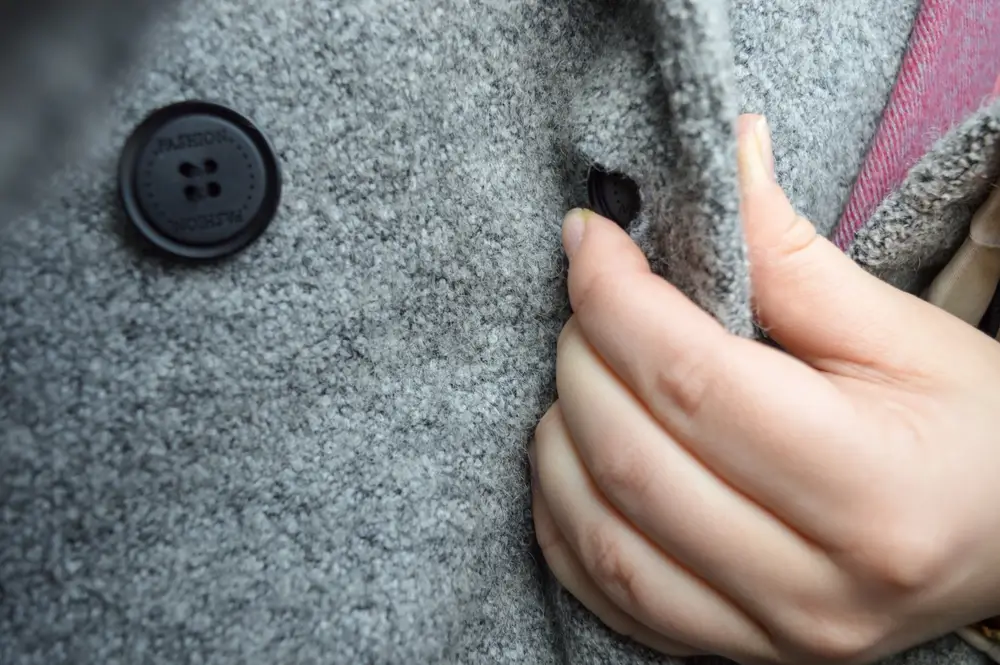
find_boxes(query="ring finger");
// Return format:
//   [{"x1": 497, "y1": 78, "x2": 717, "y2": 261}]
[
  {"x1": 533, "y1": 403, "x2": 778, "y2": 663},
  {"x1": 532, "y1": 474, "x2": 703, "y2": 657}
]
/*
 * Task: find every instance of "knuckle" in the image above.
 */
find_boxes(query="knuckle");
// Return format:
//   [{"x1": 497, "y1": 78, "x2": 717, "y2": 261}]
[
  {"x1": 848, "y1": 518, "x2": 947, "y2": 593},
  {"x1": 779, "y1": 614, "x2": 884, "y2": 663},
  {"x1": 582, "y1": 524, "x2": 644, "y2": 612},
  {"x1": 589, "y1": 438, "x2": 654, "y2": 504},
  {"x1": 775, "y1": 213, "x2": 820, "y2": 259},
  {"x1": 652, "y1": 352, "x2": 716, "y2": 420},
  {"x1": 748, "y1": 209, "x2": 820, "y2": 275}
]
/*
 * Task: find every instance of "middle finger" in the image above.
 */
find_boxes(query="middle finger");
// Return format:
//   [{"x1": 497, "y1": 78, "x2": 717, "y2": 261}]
[{"x1": 555, "y1": 318, "x2": 846, "y2": 633}]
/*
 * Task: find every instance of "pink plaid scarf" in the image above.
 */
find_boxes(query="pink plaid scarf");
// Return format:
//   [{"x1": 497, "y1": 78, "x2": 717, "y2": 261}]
[{"x1": 833, "y1": 0, "x2": 1000, "y2": 250}]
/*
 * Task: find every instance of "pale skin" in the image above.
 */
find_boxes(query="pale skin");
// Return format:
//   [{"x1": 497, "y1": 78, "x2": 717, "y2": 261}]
[{"x1": 529, "y1": 114, "x2": 1000, "y2": 665}]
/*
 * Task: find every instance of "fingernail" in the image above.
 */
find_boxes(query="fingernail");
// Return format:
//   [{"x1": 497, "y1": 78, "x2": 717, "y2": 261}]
[
  {"x1": 562, "y1": 209, "x2": 586, "y2": 259},
  {"x1": 755, "y1": 116, "x2": 775, "y2": 179},
  {"x1": 527, "y1": 441, "x2": 539, "y2": 492},
  {"x1": 738, "y1": 116, "x2": 773, "y2": 190}
]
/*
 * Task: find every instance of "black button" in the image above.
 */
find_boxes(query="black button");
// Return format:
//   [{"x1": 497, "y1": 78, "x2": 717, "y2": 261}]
[
  {"x1": 118, "y1": 101, "x2": 281, "y2": 260},
  {"x1": 587, "y1": 166, "x2": 640, "y2": 228}
]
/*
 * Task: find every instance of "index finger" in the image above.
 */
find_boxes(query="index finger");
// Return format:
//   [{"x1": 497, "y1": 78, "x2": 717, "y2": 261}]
[{"x1": 562, "y1": 210, "x2": 888, "y2": 538}]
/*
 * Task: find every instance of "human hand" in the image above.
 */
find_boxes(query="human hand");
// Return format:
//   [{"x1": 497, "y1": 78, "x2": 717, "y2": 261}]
[{"x1": 530, "y1": 114, "x2": 1000, "y2": 664}]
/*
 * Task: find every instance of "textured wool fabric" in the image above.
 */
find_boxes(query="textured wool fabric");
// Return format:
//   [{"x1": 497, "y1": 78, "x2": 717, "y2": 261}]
[
  {"x1": 730, "y1": 0, "x2": 923, "y2": 238},
  {"x1": 835, "y1": 0, "x2": 1000, "y2": 250},
  {"x1": 568, "y1": 0, "x2": 754, "y2": 336},
  {"x1": 849, "y1": 98, "x2": 1000, "y2": 293},
  {"x1": 0, "y1": 2, "x2": 996, "y2": 665}
]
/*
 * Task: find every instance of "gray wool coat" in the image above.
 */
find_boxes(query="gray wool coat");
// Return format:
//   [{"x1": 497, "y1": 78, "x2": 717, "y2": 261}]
[{"x1": 3, "y1": 1, "x2": 999, "y2": 663}]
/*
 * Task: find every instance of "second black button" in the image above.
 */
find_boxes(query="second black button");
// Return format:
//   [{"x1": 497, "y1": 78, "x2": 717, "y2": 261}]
[{"x1": 587, "y1": 166, "x2": 640, "y2": 228}]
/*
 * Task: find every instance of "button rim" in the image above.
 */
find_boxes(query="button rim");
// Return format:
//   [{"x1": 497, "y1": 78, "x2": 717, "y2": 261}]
[
  {"x1": 587, "y1": 165, "x2": 640, "y2": 229},
  {"x1": 118, "y1": 100, "x2": 282, "y2": 260}
]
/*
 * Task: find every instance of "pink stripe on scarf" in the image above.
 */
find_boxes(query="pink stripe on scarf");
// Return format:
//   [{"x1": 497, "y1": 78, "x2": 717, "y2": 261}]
[{"x1": 833, "y1": 0, "x2": 1000, "y2": 250}]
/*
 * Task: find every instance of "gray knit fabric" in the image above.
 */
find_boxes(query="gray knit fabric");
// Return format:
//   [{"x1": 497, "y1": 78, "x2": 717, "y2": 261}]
[
  {"x1": 849, "y1": 98, "x2": 1000, "y2": 293},
  {"x1": 0, "y1": 1, "x2": 993, "y2": 664},
  {"x1": 568, "y1": 0, "x2": 753, "y2": 335},
  {"x1": 730, "y1": 0, "x2": 923, "y2": 236}
]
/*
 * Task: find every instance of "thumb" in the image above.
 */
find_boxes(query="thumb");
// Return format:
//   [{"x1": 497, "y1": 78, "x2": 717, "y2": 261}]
[{"x1": 737, "y1": 114, "x2": 921, "y2": 365}]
